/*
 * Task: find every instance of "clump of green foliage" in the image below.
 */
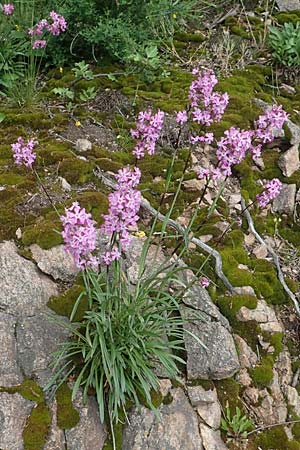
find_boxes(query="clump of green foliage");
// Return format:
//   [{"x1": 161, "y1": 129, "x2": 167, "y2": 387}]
[
  {"x1": 221, "y1": 406, "x2": 254, "y2": 439},
  {"x1": 268, "y1": 22, "x2": 300, "y2": 67}
]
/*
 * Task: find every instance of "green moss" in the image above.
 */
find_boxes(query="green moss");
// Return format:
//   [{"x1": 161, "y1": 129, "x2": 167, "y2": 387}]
[
  {"x1": 292, "y1": 422, "x2": 300, "y2": 440},
  {"x1": 22, "y1": 218, "x2": 63, "y2": 249},
  {"x1": 231, "y1": 25, "x2": 252, "y2": 39},
  {"x1": 56, "y1": 383, "x2": 80, "y2": 429},
  {"x1": 23, "y1": 403, "x2": 51, "y2": 450},
  {"x1": 268, "y1": 332, "x2": 284, "y2": 357},
  {"x1": 174, "y1": 31, "x2": 205, "y2": 42},
  {"x1": 58, "y1": 158, "x2": 94, "y2": 184},
  {"x1": 0, "y1": 172, "x2": 26, "y2": 185},
  {"x1": 187, "y1": 379, "x2": 214, "y2": 390},
  {"x1": 275, "y1": 11, "x2": 300, "y2": 25},
  {"x1": 214, "y1": 378, "x2": 242, "y2": 410},
  {"x1": 47, "y1": 285, "x2": 88, "y2": 321},
  {"x1": 217, "y1": 294, "x2": 257, "y2": 322},
  {"x1": 249, "y1": 355, "x2": 274, "y2": 388},
  {"x1": 256, "y1": 425, "x2": 294, "y2": 450},
  {"x1": 75, "y1": 190, "x2": 108, "y2": 223},
  {"x1": 0, "y1": 379, "x2": 44, "y2": 403},
  {"x1": 95, "y1": 158, "x2": 123, "y2": 173}
]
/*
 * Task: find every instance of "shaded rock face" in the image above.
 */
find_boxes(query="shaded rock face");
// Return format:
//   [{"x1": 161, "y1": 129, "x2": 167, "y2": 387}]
[
  {"x1": 30, "y1": 243, "x2": 78, "y2": 282},
  {"x1": 123, "y1": 388, "x2": 203, "y2": 450},
  {"x1": 181, "y1": 285, "x2": 239, "y2": 380},
  {"x1": 276, "y1": 0, "x2": 300, "y2": 10},
  {"x1": 0, "y1": 392, "x2": 33, "y2": 450},
  {"x1": 0, "y1": 241, "x2": 107, "y2": 449},
  {"x1": 273, "y1": 183, "x2": 296, "y2": 216},
  {"x1": 277, "y1": 144, "x2": 300, "y2": 178}
]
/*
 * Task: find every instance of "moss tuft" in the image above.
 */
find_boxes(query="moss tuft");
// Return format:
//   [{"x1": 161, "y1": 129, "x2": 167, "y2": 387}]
[
  {"x1": 23, "y1": 403, "x2": 51, "y2": 450},
  {"x1": 47, "y1": 285, "x2": 87, "y2": 321},
  {"x1": 256, "y1": 425, "x2": 298, "y2": 450},
  {"x1": 58, "y1": 158, "x2": 94, "y2": 184},
  {"x1": 22, "y1": 218, "x2": 63, "y2": 249},
  {"x1": 214, "y1": 378, "x2": 242, "y2": 410},
  {"x1": 249, "y1": 355, "x2": 274, "y2": 388},
  {"x1": 56, "y1": 383, "x2": 80, "y2": 429}
]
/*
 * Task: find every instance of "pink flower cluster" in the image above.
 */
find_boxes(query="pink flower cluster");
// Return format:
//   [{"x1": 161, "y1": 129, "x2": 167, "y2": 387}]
[
  {"x1": 11, "y1": 137, "x2": 37, "y2": 168},
  {"x1": 254, "y1": 105, "x2": 289, "y2": 143},
  {"x1": 29, "y1": 10, "x2": 67, "y2": 49},
  {"x1": 131, "y1": 109, "x2": 164, "y2": 159},
  {"x1": 32, "y1": 40, "x2": 47, "y2": 49},
  {"x1": 2, "y1": 3, "x2": 14, "y2": 14},
  {"x1": 190, "y1": 69, "x2": 229, "y2": 139},
  {"x1": 256, "y1": 178, "x2": 282, "y2": 208},
  {"x1": 101, "y1": 167, "x2": 142, "y2": 265},
  {"x1": 61, "y1": 202, "x2": 98, "y2": 270},
  {"x1": 200, "y1": 277, "x2": 210, "y2": 289}
]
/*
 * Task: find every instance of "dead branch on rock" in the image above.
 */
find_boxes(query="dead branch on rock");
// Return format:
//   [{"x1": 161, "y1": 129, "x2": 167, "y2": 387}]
[
  {"x1": 241, "y1": 198, "x2": 300, "y2": 316},
  {"x1": 94, "y1": 167, "x2": 236, "y2": 293}
]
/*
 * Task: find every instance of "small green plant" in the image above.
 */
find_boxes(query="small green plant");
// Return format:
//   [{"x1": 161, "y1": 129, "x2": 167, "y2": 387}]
[
  {"x1": 52, "y1": 87, "x2": 74, "y2": 101},
  {"x1": 72, "y1": 60, "x2": 94, "y2": 80},
  {"x1": 221, "y1": 406, "x2": 254, "y2": 439},
  {"x1": 79, "y1": 86, "x2": 97, "y2": 102},
  {"x1": 268, "y1": 22, "x2": 300, "y2": 66}
]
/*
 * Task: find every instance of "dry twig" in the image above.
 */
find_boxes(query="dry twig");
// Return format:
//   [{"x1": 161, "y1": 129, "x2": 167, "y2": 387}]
[{"x1": 241, "y1": 197, "x2": 300, "y2": 316}]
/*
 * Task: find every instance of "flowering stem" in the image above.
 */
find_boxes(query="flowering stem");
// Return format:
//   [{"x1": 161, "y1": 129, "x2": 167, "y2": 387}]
[{"x1": 32, "y1": 169, "x2": 60, "y2": 218}]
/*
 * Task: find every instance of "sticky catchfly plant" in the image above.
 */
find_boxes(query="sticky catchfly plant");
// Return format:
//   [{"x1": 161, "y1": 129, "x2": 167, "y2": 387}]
[
  {"x1": 60, "y1": 202, "x2": 98, "y2": 270},
  {"x1": 2, "y1": 3, "x2": 14, "y2": 15},
  {"x1": 11, "y1": 137, "x2": 37, "y2": 168}
]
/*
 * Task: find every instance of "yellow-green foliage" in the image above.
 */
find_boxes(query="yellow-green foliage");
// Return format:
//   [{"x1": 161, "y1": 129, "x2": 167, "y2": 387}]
[
  {"x1": 249, "y1": 355, "x2": 274, "y2": 388},
  {"x1": 217, "y1": 294, "x2": 257, "y2": 322},
  {"x1": 256, "y1": 425, "x2": 300, "y2": 450},
  {"x1": 47, "y1": 285, "x2": 88, "y2": 321},
  {"x1": 214, "y1": 378, "x2": 242, "y2": 410},
  {"x1": 56, "y1": 383, "x2": 80, "y2": 429},
  {"x1": 23, "y1": 403, "x2": 51, "y2": 450},
  {"x1": 58, "y1": 158, "x2": 94, "y2": 184},
  {"x1": 22, "y1": 217, "x2": 63, "y2": 249},
  {"x1": 0, "y1": 379, "x2": 44, "y2": 403}
]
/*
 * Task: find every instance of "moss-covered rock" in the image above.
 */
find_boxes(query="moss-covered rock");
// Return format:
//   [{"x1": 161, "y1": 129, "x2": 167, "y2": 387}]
[
  {"x1": 47, "y1": 284, "x2": 87, "y2": 321},
  {"x1": 22, "y1": 217, "x2": 63, "y2": 249},
  {"x1": 249, "y1": 355, "x2": 274, "y2": 388},
  {"x1": 56, "y1": 383, "x2": 80, "y2": 429},
  {"x1": 58, "y1": 158, "x2": 94, "y2": 185},
  {"x1": 23, "y1": 402, "x2": 51, "y2": 450}
]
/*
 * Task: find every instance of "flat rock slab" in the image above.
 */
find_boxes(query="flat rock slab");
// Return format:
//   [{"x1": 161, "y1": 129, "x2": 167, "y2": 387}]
[
  {"x1": 0, "y1": 241, "x2": 58, "y2": 316},
  {"x1": 273, "y1": 183, "x2": 296, "y2": 216},
  {"x1": 30, "y1": 244, "x2": 78, "y2": 282},
  {"x1": 276, "y1": 0, "x2": 300, "y2": 10},
  {"x1": 65, "y1": 392, "x2": 107, "y2": 450},
  {"x1": 123, "y1": 388, "x2": 203, "y2": 450},
  {"x1": 181, "y1": 284, "x2": 239, "y2": 380},
  {"x1": 0, "y1": 313, "x2": 23, "y2": 386},
  {"x1": 0, "y1": 392, "x2": 33, "y2": 450},
  {"x1": 16, "y1": 313, "x2": 69, "y2": 387}
]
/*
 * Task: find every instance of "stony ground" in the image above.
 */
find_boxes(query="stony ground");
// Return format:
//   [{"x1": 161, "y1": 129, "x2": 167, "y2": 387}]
[{"x1": 1, "y1": 0, "x2": 300, "y2": 449}]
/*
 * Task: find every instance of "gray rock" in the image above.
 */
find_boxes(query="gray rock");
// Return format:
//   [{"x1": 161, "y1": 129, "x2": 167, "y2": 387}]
[
  {"x1": 276, "y1": 0, "x2": 300, "y2": 10},
  {"x1": 182, "y1": 284, "x2": 229, "y2": 329},
  {"x1": 123, "y1": 388, "x2": 203, "y2": 450},
  {"x1": 199, "y1": 424, "x2": 228, "y2": 450},
  {"x1": 278, "y1": 145, "x2": 300, "y2": 177},
  {"x1": 65, "y1": 391, "x2": 107, "y2": 450},
  {"x1": 75, "y1": 138, "x2": 92, "y2": 152},
  {"x1": 0, "y1": 392, "x2": 33, "y2": 450},
  {"x1": 16, "y1": 313, "x2": 69, "y2": 387},
  {"x1": 286, "y1": 386, "x2": 300, "y2": 416},
  {"x1": 0, "y1": 241, "x2": 58, "y2": 316},
  {"x1": 182, "y1": 306, "x2": 239, "y2": 380},
  {"x1": 273, "y1": 183, "x2": 296, "y2": 216},
  {"x1": 187, "y1": 386, "x2": 221, "y2": 429},
  {"x1": 0, "y1": 313, "x2": 23, "y2": 386},
  {"x1": 30, "y1": 244, "x2": 78, "y2": 282},
  {"x1": 286, "y1": 118, "x2": 300, "y2": 145},
  {"x1": 234, "y1": 335, "x2": 258, "y2": 368},
  {"x1": 237, "y1": 300, "x2": 283, "y2": 333},
  {"x1": 44, "y1": 400, "x2": 66, "y2": 450}
]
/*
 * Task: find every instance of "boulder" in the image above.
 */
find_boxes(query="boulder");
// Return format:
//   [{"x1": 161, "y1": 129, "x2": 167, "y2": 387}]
[
  {"x1": 278, "y1": 145, "x2": 300, "y2": 177},
  {"x1": 122, "y1": 388, "x2": 203, "y2": 450},
  {"x1": 273, "y1": 183, "x2": 296, "y2": 216}
]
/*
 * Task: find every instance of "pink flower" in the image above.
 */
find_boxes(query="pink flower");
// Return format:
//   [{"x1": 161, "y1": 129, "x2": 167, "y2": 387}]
[
  {"x1": 32, "y1": 39, "x2": 47, "y2": 49},
  {"x1": 11, "y1": 137, "x2": 37, "y2": 168},
  {"x1": 201, "y1": 277, "x2": 210, "y2": 288},
  {"x1": 47, "y1": 11, "x2": 67, "y2": 36},
  {"x1": 61, "y1": 202, "x2": 98, "y2": 270},
  {"x1": 131, "y1": 109, "x2": 164, "y2": 159},
  {"x1": 256, "y1": 178, "x2": 282, "y2": 208},
  {"x1": 2, "y1": 3, "x2": 14, "y2": 15},
  {"x1": 176, "y1": 110, "x2": 188, "y2": 125},
  {"x1": 101, "y1": 166, "x2": 142, "y2": 264}
]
